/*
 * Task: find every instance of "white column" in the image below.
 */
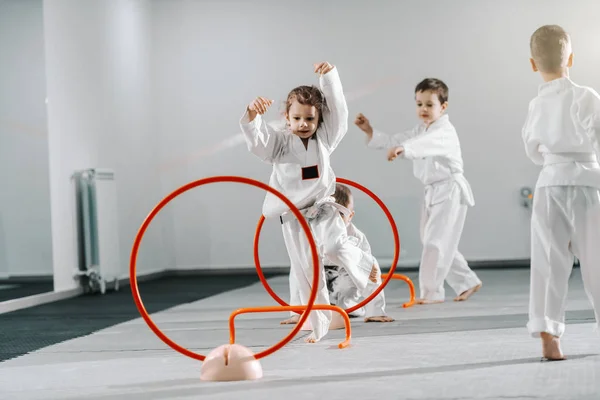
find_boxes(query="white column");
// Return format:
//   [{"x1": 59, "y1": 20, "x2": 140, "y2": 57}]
[{"x1": 43, "y1": 0, "x2": 160, "y2": 291}]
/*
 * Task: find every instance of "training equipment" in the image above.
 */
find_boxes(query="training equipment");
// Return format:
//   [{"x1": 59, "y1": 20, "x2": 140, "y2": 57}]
[{"x1": 129, "y1": 176, "x2": 326, "y2": 382}]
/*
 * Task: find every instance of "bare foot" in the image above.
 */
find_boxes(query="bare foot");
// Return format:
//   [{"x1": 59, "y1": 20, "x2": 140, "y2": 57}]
[
  {"x1": 415, "y1": 298, "x2": 444, "y2": 305},
  {"x1": 364, "y1": 316, "x2": 395, "y2": 323},
  {"x1": 454, "y1": 283, "x2": 482, "y2": 301},
  {"x1": 540, "y1": 332, "x2": 566, "y2": 361},
  {"x1": 304, "y1": 333, "x2": 320, "y2": 343},
  {"x1": 280, "y1": 315, "x2": 299, "y2": 325}
]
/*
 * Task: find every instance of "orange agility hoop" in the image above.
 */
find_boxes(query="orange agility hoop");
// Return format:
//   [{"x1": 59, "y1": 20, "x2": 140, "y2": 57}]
[
  {"x1": 129, "y1": 176, "x2": 320, "y2": 362},
  {"x1": 253, "y1": 177, "x2": 400, "y2": 315}
]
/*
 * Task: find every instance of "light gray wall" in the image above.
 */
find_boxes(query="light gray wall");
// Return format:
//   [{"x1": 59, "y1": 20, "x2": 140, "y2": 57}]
[
  {"x1": 0, "y1": 0, "x2": 52, "y2": 278},
  {"x1": 4, "y1": 0, "x2": 600, "y2": 283},
  {"x1": 151, "y1": 0, "x2": 600, "y2": 269}
]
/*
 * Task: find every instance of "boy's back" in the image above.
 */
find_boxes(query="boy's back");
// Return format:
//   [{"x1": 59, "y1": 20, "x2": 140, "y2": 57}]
[{"x1": 522, "y1": 77, "x2": 600, "y2": 188}]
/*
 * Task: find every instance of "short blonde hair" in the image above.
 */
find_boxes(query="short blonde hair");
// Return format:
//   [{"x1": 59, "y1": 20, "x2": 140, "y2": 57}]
[{"x1": 530, "y1": 25, "x2": 572, "y2": 73}]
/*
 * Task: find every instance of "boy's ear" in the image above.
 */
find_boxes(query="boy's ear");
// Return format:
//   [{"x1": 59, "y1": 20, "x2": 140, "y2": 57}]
[{"x1": 530, "y1": 58, "x2": 539, "y2": 72}]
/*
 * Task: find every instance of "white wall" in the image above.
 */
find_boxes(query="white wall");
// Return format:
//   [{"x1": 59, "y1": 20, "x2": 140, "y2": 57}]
[
  {"x1": 44, "y1": 0, "x2": 175, "y2": 291},
  {"x1": 0, "y1": 0, "x2": 53, "y2": 278},
  {"x1": 151, "y1": 0, "x2": 600, "y2": 269},
  {"x1": 5, "y1": 0, "x2": 599, "y2": 286}
]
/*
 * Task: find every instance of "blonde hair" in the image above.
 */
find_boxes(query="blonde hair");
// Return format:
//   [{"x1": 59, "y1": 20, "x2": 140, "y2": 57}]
[{"x1": 530, "y1": 25, "x2": 572, "y2": 73}]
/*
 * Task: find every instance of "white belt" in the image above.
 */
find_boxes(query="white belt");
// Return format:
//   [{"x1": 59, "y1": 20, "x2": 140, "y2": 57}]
[
  {"x1": 424, "y1": 173, "x2": 475, "y2": 207},
  {"x1": 544, "y1": 153, "x2": 598, "y2": 165}
]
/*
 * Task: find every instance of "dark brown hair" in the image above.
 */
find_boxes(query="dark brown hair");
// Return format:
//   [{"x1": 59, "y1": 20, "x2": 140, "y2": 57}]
[
  {"x1": 333, "y1": 183, "x2": 352, "y2": 208},
  {"x1": 415, "y1": 78, "x2": 449, "y2": 104},
  {"x1": 285, "y1": 85, "x2": 326, "y2": 128}
]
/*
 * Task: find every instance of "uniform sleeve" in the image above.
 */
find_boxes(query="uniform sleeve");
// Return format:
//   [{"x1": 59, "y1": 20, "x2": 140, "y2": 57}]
[
  {"x1": 367, "y1": 128, "x2": 416, "y2": 150},
  {"x1": 317, "y1": 67, "x2": 349, "y2": 152},
  {"x1": 348, "y1": 224, "x2": 373, "y2": 255},
  {"x1": 522, "y1": 100, "x2": 545, "y2": 166},
  {"x1": 576, "y1": 88, "x2": 600, "y2": 158},
  {"x1": 315, "y1": 213, "x2": 373, "y2": 293},
  {"x1": 401, "y1": 127, "x2": 457, "y2": 159},
  {"x1": 239, "y1": 110, "x2": 287, "y2": 163}
]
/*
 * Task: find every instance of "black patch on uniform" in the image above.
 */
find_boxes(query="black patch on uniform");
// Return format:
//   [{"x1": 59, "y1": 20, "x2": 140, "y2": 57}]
[
  {"x1": 301, "y1": 165, "x2": 319, "y2": 180},
  {"x1": 324, "y1": 265, "x2": 338, "y2": 294}
]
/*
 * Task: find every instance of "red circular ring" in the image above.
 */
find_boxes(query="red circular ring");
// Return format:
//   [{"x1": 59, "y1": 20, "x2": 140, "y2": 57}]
[
  {"x1": 253, "y1": 177, "x2": 400, "y2": 314},
  {"x1": 130, "y1": 176, "x2": 320, "y2": 361}
]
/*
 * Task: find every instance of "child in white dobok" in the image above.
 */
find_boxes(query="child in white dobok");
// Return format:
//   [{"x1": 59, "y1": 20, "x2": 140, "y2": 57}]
[
  {"x1": 355, "y1": 78, "x2": 482, "y2": 305},
  {"x1": 325, "y1": 184, "x2": 394, "y2": 323},
  {"x1": 523, "y1": 25, "x2": 600, "y2": 360},
  {"x1": 240, "y1": 62, "x2": 376, "y2": 343},
  {"x1": 284, "y1": 183, "x2": 394, "y2": 324}
]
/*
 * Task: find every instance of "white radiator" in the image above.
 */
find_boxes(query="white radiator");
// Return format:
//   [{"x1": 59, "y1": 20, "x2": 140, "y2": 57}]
[{"x1": 72, "y1": 168, "x2": 121, "y2": 294}]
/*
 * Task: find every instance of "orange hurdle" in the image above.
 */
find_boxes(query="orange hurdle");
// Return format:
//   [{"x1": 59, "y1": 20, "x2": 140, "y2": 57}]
[
  {"x1": 381, "y1": 273, "x2": 416, "y2": 308},
  {"x1": 229, "y1": 305, "x2": 352, "y2": 350}
]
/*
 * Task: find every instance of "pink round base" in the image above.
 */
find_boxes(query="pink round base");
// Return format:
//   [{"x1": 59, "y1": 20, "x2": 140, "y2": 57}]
[
  {"x1": 200, "y1": 344, "x2": 263, "y2": 381},
  {"x1": 300, "y1": 312, "x2": 347, "y2": 331}
]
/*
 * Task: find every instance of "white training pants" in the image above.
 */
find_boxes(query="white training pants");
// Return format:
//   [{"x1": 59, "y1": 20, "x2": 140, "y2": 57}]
[
  {"x1": 282, "y1": 218, "x2": 331, "y2": 339},
  {"x1": 419, "y1": 181, "x2": 481, "y2": 301},
  {"x1": 528, "y1": 186, "x2": 600, "y2": 338}
]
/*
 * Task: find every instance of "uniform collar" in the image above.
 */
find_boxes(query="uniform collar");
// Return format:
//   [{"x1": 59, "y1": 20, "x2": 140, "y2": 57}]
[
  {"x1": 423, "y1": 113, "x2": 449, "y2": 129},
  {"x1": 538, "y1": 77, "x2": 574, "y2": 96}
]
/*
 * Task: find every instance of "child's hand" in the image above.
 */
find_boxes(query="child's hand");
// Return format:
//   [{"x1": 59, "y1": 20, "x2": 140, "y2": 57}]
[
  {"x1": 387, "y1": 146, "x2": 404, "y2": 161},
  {"x1": 247, "y1": 97, "x2": 274, "y2": 121},
  {"x1": 369, "y1": 264, "x2": 378, "y2": 283},
  {"x1": 314, "y1": 62, "x2": 334, "y2": 75},
  {"x1": 354, "y1": 113, "x2": 373, "y2": 137}
]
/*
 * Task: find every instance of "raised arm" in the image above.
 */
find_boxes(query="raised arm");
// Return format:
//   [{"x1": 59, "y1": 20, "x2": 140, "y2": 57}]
[
  {"x1": 239, "y1": 97, "x2": 287, "y2": 163},
  {"x1": 316, "y1": 63, "x2": 349, "y2": 151}
]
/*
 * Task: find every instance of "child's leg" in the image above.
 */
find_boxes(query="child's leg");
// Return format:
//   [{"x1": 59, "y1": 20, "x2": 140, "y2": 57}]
[
  {"x1": 282, "y1": 219, "x2": 332, "y2": 342},
  {"x1": 527, "y1": 187, "x2": 573, "y2": 360},
  {"x1": 280, "y1": 270, "x2": 301, "y2": 324},
  {"x1": 569, "y1": 186, "x2": 600, "y2": 335},
  {"x1": 417, "y1": 202, "x2": 438, "y2": 303},
  {"x1": 435, "y1": 189, "x2": 481, "y2": 301},
  {"x1": 363, "y1": 261, "x2": 394, "y2": 322},
  {"x1": 418, "y1": 186, "x2": 473, "y2": 303},
  {"x1": 446, "y1": 251, "x2": 482, "y2": 301}
]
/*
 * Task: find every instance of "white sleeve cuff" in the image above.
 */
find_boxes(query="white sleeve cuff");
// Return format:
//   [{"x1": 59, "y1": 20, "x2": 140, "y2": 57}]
[
  {"x1": 319, "y1": 66, "x2": 340, "y2": 87},
  {"x1": 240, "y1": 109, "x2": 262, "y2": 127}
]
